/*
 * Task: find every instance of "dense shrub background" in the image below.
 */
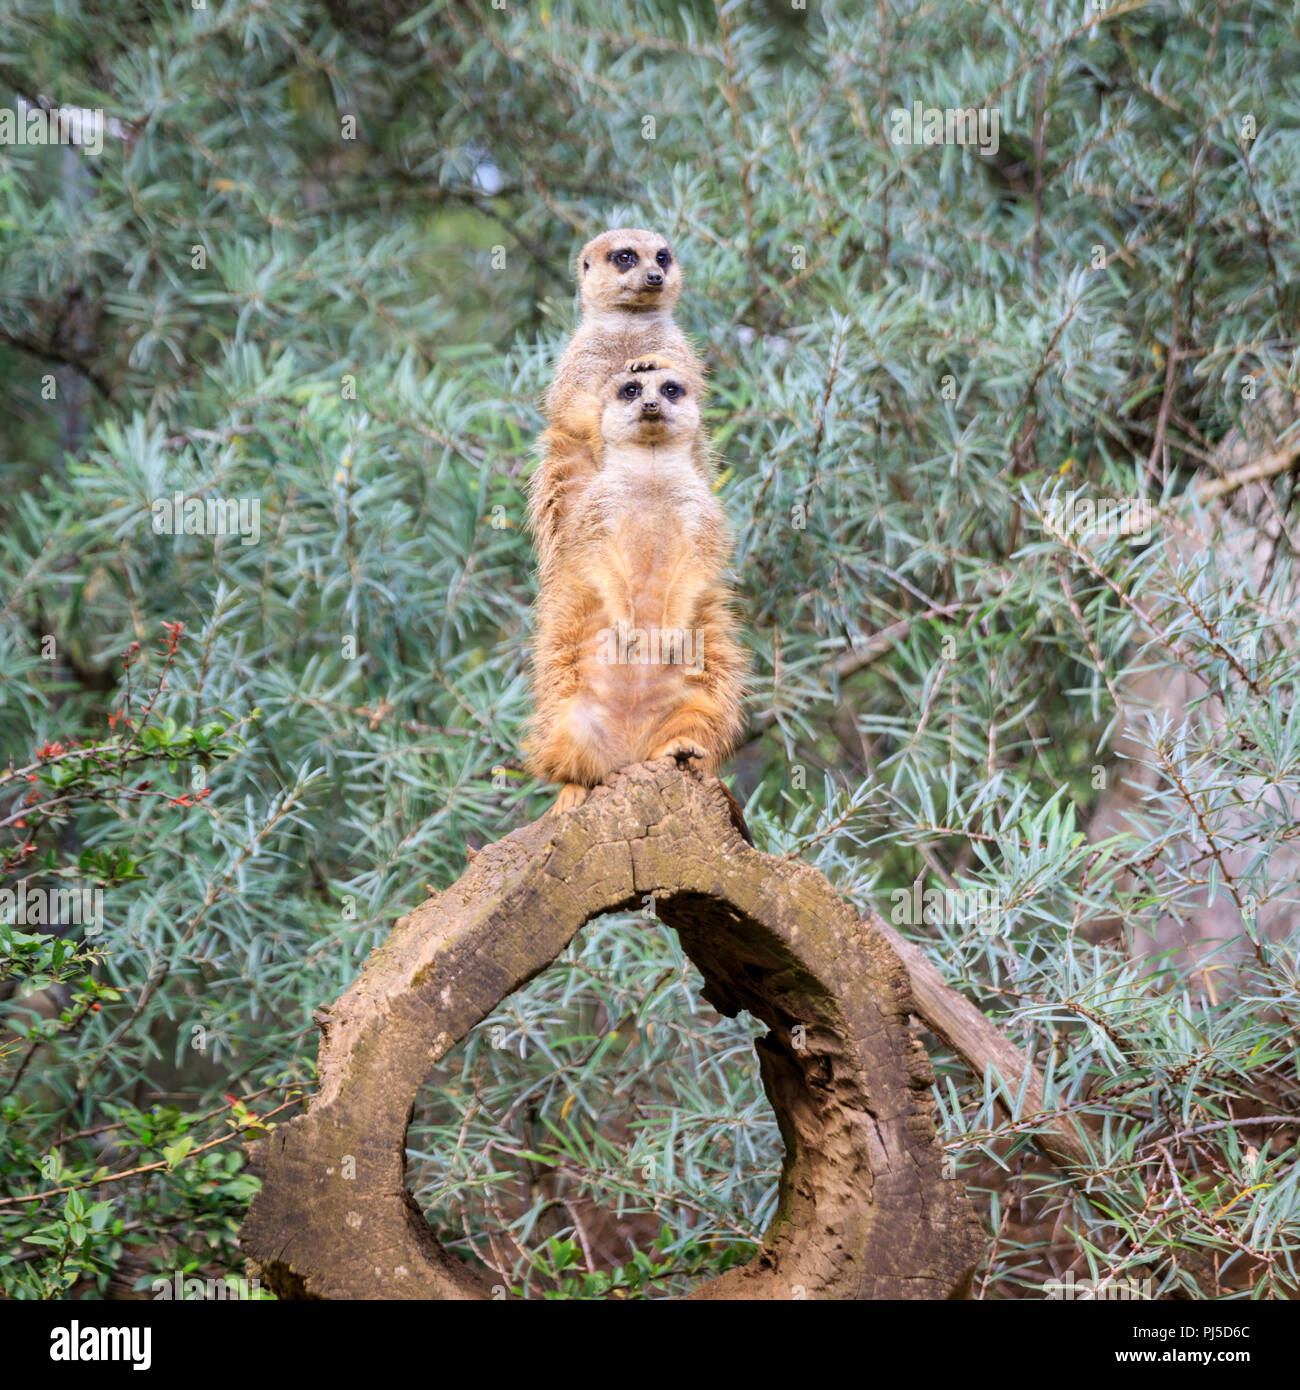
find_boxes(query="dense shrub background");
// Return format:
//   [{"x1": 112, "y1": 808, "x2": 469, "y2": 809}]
[{"x1": 2, "y1": 0, "x2": 1298, "y2": 1298}]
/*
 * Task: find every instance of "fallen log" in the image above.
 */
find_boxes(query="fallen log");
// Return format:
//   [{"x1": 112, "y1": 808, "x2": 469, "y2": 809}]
[{"x1": 240, "y1": 761, "x2": 982, "y2": 1299}]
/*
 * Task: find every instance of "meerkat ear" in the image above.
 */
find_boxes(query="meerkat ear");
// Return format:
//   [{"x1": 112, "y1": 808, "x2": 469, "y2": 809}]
[{"x1": 582, "y1": 259, "x2": 590, "y2": 271}]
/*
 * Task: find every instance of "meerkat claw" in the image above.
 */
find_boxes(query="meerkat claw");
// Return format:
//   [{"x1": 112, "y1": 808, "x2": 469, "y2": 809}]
[
  {"x1": 625, "y1": 355, "x2": 669, "y2": 374},
  {"x1": 551, "y1": 782, "x2": 590, "y2": 814},
  {"x1": 650, "y1": 739, "x2": 707, "y2": 764}
]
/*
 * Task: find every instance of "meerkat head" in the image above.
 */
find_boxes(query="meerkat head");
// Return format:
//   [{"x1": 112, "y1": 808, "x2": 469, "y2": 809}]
[
  {"x1": 600, "y1": 359, "x2": 700, "y2": 449},
  {"x1": 576, "y1": 228, "x2": 682, "y2": 314}
]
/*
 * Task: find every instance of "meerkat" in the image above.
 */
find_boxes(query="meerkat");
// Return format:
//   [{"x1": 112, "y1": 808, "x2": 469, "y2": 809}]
[
  {"x1": 528, "y1": 228, "x2": 709, "y2": 587},
  {"x1": 526, "y1": 357, "x2": 746, "y2": 815}
]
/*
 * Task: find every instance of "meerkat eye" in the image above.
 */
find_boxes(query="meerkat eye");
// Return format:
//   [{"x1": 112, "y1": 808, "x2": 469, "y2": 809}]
[
  {"x1": 613, "y1": 249, "x2": 637, "y2": 268},
  {"x1": 661, "y1": 381, "x2": 682, "y2": 398},
  {"x1": 656, "y1": 248, "x2": 672, "y2": 268},
  {"x1": 619, "y1": 382, "x2": 641, "y2": 399}
]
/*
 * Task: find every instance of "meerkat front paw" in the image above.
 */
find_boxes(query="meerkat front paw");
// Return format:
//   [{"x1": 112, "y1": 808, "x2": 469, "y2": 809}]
[
  {"x1": 550, "y1": 782, "x2": 590, "y2": 814},
  {"x1": 625, "y1": 355, "x2": 670, "y2": 374},
  {"x1": 649, "y1": 738, "x2": 707, "y2": 764}
]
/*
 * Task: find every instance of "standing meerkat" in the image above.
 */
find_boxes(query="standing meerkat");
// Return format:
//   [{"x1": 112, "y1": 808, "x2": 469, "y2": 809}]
[
  {"x1": 526, "y1": 357, "x2": 747, "y2": 814},
  {"x1": 528, "y1": 228, "x2": 709, "y2": 585}
]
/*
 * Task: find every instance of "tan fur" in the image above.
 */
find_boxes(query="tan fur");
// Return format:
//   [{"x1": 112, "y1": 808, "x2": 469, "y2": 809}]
[
  {"x1": 526, "y1": 359, "x2": 746, "y2": 808},
  {"x1": 528, "y1": 229, "x2": 708, "y2": 588}
]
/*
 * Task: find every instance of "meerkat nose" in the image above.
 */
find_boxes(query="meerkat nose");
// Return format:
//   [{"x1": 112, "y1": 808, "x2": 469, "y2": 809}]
[
  {"x1": 644, "y1": 271, "x2": 664, "y2": 287},
  {"x1": 641, "y1": 399, "x2": 660, "y2": 414}
]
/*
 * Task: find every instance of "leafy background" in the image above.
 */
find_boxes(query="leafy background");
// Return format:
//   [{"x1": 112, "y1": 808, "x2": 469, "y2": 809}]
[{"x1": 1, "y1": 0, "x2": 1298, "y2": 1299}]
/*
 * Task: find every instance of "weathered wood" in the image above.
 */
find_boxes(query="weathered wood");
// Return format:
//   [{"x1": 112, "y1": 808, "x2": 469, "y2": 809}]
[{"x1": 239, "y1": 761, "x2": 982, "y2": 1299}]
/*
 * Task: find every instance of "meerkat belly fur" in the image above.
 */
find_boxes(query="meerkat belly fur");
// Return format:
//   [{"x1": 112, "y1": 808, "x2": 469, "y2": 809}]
[
  {"x1": 528, "y1": 228, "x2": 707, "y2": 588},
  {"x1": 528, "y1": 359, "x2": 746, "y2": 812}
]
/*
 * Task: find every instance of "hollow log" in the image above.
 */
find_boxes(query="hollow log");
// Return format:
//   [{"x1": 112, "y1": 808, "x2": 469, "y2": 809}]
[{"x1": 239, "y1": 761, "x2": 983, "y2": 1299}]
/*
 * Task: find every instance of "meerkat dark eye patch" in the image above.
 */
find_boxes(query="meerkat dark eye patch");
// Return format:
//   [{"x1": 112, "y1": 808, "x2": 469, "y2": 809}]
[
  {"x1": 610, "y1": 249, "x2": 638, "y2": 270},
  {"x1": 656, "y1": 248, "x2": 672, "y2": 268},
  {"x1": 618, "y1": 381, "x2": 641, "y2": 399},
  {"x1": 661, "y1": 381, "x2": 682, "y2": 398}
]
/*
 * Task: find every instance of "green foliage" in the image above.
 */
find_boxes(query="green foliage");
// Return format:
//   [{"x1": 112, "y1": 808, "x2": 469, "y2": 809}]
[
  {"x1": 2, "y1": 0, "x2": 1299, "y2": 1299},
  {"x1": 0, "y1": 1093, "x2": 275, "y2": 1298},
  {"x1": 410, "y1": 914, "x2": 773, "y2": 1298}
]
